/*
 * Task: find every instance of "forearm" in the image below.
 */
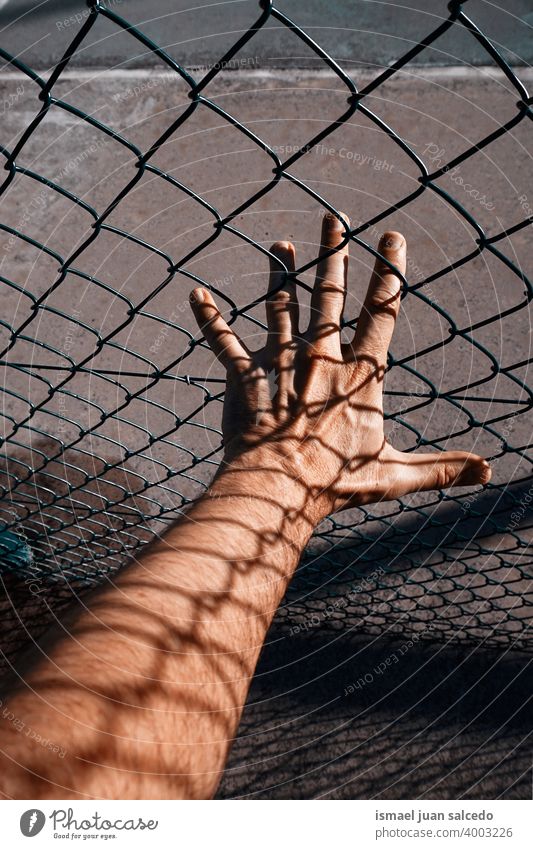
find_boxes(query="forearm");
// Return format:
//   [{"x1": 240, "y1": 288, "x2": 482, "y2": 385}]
[
  {"x1": 0, "y1": 219, "x2": 485, "y2": 801},
  {"x1": 0, "y1": 457, "x2": 316, "y2": 800}
]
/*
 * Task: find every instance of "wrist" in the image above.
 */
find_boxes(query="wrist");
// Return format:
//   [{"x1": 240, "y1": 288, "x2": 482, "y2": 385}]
[{"x1": 207, "y1": 446, "x2": 326, "y2": 540}]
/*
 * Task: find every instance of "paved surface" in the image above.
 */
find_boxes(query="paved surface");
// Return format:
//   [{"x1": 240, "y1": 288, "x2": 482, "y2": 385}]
[
  {"x1": 0, "y1": 0, "x2": 532, "y2": 801},
  {"x1": 0, "y1": 0, "x2": 532, "y2": 72},
  {"x1": 1, "y1": 66, "x2": 531, "y2": 494},
  {"x1": 0, "y1": 65, "x2": 531, "y2": 797}
]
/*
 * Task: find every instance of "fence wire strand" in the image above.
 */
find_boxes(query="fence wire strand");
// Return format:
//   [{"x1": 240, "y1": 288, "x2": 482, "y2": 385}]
[{"x1": 0, "y1": 0, "x2": 531, "y2": 671}]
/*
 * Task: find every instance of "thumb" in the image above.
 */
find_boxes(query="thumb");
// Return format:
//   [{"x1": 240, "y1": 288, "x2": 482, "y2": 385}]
[{"x1": 386, "y1": 448, "x2": 491, "y2": 498}]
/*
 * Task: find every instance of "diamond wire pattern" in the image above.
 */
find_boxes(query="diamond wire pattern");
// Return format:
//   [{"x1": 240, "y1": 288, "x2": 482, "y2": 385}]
[{"x1": 0, "y1": 0, "x2": 531, "y2": 668}]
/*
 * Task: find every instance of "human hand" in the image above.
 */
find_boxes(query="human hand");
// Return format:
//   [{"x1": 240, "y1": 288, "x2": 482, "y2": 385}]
[{"x1": 189, "y1": 213, "x2": 490, "y2": 523}]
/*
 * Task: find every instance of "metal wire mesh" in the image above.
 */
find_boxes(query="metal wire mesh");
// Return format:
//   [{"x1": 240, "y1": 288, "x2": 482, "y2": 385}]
[{"x1": 0, "y1": 0, "x2": 531, "y2": 672}]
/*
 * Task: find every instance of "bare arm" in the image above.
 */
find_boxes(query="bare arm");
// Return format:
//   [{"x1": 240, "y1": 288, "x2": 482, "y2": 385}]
[{"x1": 0, "y1": 215, "x2": 490, "y2": 800}]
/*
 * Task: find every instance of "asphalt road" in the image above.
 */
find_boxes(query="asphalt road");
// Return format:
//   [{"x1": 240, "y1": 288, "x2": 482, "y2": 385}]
[
  {"x1": 0, "y1": 0, "x2": 532, "y2": 72},
  {"x1": 0, "y1": 0, "x2": 531, "y2": 802},
  {"x1": 0, "y1": 64, "x2": 531, "y2": 796}
]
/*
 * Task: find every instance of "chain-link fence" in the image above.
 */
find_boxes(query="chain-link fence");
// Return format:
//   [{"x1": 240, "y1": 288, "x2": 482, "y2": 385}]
[{"x1": 0, "y1": 0, "x2": 531, "y2": 674}]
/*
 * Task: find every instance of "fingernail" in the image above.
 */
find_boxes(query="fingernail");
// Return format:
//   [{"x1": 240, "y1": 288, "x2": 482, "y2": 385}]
[
  {"x1": 190, "y1": 288, "x2": 205, "y2": 304},
  {"x1": 379, "y1": 232, "x2": 404, "y2": 251},
  {"x1": 270, "y1": 240, "x2": 293, "y2": 255}
]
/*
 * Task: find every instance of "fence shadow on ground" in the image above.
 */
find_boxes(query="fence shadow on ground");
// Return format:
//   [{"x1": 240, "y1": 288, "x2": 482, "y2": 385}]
[{"x1": 218, "y1": 629, "x2": 532, "y2": 799}]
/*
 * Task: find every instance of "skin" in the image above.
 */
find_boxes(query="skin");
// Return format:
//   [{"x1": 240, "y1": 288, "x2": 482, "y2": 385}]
[{"x1": 0, "y1": 214, "x2": 490, "y2": 799}]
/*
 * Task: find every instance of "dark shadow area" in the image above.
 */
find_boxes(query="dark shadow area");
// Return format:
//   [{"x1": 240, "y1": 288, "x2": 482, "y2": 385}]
[{"x1": 218, "y1": 629, "x2": 532, "y2": 799}]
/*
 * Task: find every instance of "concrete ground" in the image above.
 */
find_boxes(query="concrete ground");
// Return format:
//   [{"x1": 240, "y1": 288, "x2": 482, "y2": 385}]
[{"x1": 0, "y1": 0, "x2": 532, "y2": 800}]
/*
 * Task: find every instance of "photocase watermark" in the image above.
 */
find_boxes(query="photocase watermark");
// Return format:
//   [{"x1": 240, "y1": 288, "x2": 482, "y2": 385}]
[
  {"x1": 0, "y1": 698, "x2": 66, "y2": 759},
  {"x1": 2, "y1": 137, "x2": 109, "y2": 259},
  {"x1": 289, "y1": 567, "x2": 386, "y2": 636},
  {"x1": 387, "y1": 379, "x2": 427, "y2": 440},
  {"x1": 424, "y1": 142, "x2": 495, "y2": 211},
  {"x1": 461, "y1": 488, "x2": 482, "y2": 513},
  {"x1": 342, "y1": 621, "x2": 438, "y2": 695},
  {"x1": 2, "y1": 192, "x2": 46, "y2": 258},
  {"x1": 150, "y1": 276, "x2": 235, "y2": 354},
  {"x1": 0, "y1": 83, "x2": 24, "y2": 116},
  {"x1": 187, "y1": 56, "x2": 260, "y2": 74},
  {"x1": 54, "y1": 137, "x2": 111, "y2": 184},
  {"x1": 25, "y1": 572, "x2": 44, "y2": 597},
  {"x1": 354, "y1": 216, "x2": 440, "y2": 305},
  {"x1": 57, "y1": 309, "x2": 81, "y2": 434},
  {"x1": 518, "y1": 193, "x2": 533, "y2": 220},
  {"x1": 203, "y1": 488, "x2": 257, "y2": 511},
  {"x1": 111, "y1": 72, "x2": 176, "y2": 104},
  {"x1": 57, "y1": 393, "x2": 70, "y2": 434},
  {"x1": 55, "y1": 0, "x2": 123, "y2": 31},
  {"x1": 61, "y1": 309, "x2": 82, "y2": 357},
  {"x1": 313, "y1": 214, "x2": 439, "y2": 307},
  {"x1": 51, "y1": 808, "x2": 158, "y2": 834},
  {"x1": 461, "y1": 412, "x2": 517, "y2": 513},
  {"x1": 506, "y1": 480, "x2": 533, "y2": 532},
  {"x1": 20, "y1": 809, "x2": 46, "y2": 837},
  {"x1": 111, "y1": 57, "x2": 261, "y2": 103},
  {"x1": 20, "y1": 807, "x2": 159, "y2": 838},
  {"x1": 273, "y1": 142, "x2": 394, "y2": 172}
]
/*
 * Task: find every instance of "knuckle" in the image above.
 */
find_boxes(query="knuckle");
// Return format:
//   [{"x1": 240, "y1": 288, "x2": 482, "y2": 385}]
[
  {"x1": 353, "y1": 355, "x2": 385, "y2": 386},
  {"x1": 268, "y1": 288, "x2": 291, "y2": 305},
  {"x1": 367, "y1": 278, "x2": 401, "y2": 312},
  {"x1": 316, "y1": 278, "x2": 344, "y2": 296},
  {"x1": 435, "y1": 462, "x2": 457, "y2": 489}
]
